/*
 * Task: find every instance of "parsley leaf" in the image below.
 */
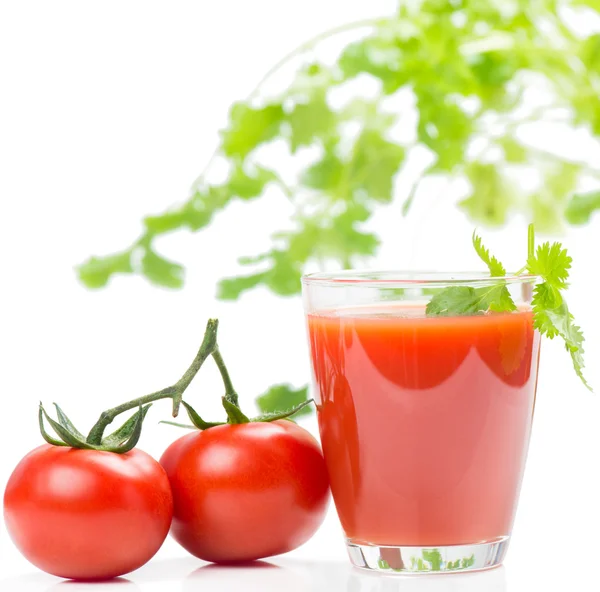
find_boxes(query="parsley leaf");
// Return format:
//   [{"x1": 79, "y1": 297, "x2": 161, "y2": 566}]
[
  {"x1": 425, "y1": 284, "x2": 515, "y2": 317},
  {"x1": 256, "y1": 384, "x2": 311, "y2": 418},
  {"x1": 425, "y1": 286, "x2": 485, "y2": 316},
  {"x1": 472, "y1": 231, "x2": 506, "y2": 276},
  {"x1": 287, "y1": 93, "x2": 336, "y2": 153},
  {"x1": 79, "y1": 3, "x2": 600, "y2": 296},
  {"x1": 301, "y1": 130, "x2": 405, "y2": 203},
  {"x1": 565, "y1": 191, "x2": 600, "y2": 225},
  {"x1": 427, "y1": 232, "x2": 515, "y2": 316},
  {"x1": 527, "y1": 242, "x2": 571, "y2": 290},
  {"x1": 221, "y1": 103, "x2": 284, "y2": 158},
  {"x1": 527, "y1": 242, "x2": 590, "y2": 390},
  {"x1": 140, "y1": 248, "x2": 184, "y2": 289},
  {"x1": 459, "y1": 164, "x2": 513, "y2": 227},
  {"x1": 426, "y1": 226, "x2": 589, "y2": 390},
  {"x1": 78, "y1": 251, "x2": 132, "y2": 289}
]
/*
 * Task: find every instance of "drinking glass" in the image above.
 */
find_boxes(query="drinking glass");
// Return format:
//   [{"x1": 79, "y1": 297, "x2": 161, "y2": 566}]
[{"x1": 302, "y1": 271, "x2": 540, "y2": 573}]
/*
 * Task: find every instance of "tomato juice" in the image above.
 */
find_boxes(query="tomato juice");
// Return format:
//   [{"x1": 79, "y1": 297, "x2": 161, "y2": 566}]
[{"x1": 307, "y1": 305, "x2": 540, "y2": 547}]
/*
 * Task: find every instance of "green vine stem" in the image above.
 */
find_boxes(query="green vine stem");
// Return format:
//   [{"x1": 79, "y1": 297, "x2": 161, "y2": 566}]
[
  {"x1": 86, "y1": 318, "x2": 219, "y2": 445},
  {"x1": 212, "y1": 347, "x2": 239, "y2": 406}
]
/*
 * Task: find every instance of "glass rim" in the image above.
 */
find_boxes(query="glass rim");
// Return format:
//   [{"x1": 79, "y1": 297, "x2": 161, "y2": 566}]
[{"x1": 301, "y1": 270, "x2": 540, "y2": 288}]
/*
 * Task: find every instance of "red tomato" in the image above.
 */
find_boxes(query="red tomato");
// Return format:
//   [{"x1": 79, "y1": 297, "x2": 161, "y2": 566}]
[
  {"x1": 160, "y1": 420, "x2": 330, "y2": 563},
  {"x1": 4, "y1": 445, "x2": 173, "y2": 580}
]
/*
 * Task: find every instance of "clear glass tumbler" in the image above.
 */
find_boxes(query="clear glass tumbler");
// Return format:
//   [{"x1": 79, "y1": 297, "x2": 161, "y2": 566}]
[{"x1": 302, "y1": 271, "x2": 540, "y2": 574}]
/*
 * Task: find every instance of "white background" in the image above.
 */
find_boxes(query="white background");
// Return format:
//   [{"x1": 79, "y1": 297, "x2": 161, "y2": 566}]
[{"x1": 1, "y1": 1, "x2": 599, "y2": 591}]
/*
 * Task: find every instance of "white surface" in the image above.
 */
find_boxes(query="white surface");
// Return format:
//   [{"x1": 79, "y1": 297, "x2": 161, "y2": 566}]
[{"x1": 1, "y1": 1, "x2": 599, "y2": 590}]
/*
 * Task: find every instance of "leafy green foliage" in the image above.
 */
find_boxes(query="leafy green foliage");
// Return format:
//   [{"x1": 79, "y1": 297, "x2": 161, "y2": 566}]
[
  {"x1": 425, "y1": 283, "x2": 516, "y2": 316},
  {"x1": 527, "y1": 242, "x2": 590, "y2": 390},
  {"x1": 527, "y1": 242, "x2": 572, "y2": 290},
  {"x1": 565, "y1": 191, "x2": 600, "y2": 225},
  {"x1": 288, "y1": 93, "x2": 336, "y2": 152},
  {"x1": 256, "y1": 384, "x2": 312, "y2": 418},
  {"x1": 427, "y1": 232, "x2": 516, "y2": 315},
  {"x1": 427, "y1": 227, "x2": 589, "y2": 390},
  {"x1": 221, "y1": 103, "x2": 284, "y2": 158},
  {"x1": 141, "y1": 249, "x2": 184, "y2": 289},
  {"x1": 78, "y1": 0, "x2": 600, "y2": 295},
  {"x1": 472, "y1": 231, "x2": 506, "y2": 277},
  {"x1": 78, "y1": 251, "x2": 132, "y2": 289},
  {"x1": 74, "y1": 3, "x2": 598, "y2": 413},
  {"x1": 460, "y1": 164, "x2": 513, "y2": 227}
]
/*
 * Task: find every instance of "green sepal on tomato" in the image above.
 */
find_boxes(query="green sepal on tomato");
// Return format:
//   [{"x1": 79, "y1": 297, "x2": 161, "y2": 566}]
[{"x1": 3, "y1": 319, "x2": 330, "y2": 580}]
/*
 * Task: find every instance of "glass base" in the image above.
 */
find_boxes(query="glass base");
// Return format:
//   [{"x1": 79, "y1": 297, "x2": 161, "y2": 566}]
[{"x1": 346, "y1": 537, "x2": 509, "y2": 574}]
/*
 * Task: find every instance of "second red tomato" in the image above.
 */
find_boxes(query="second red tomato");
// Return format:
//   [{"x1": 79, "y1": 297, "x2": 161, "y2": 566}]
[{"x1": 160, "y1": 420, "x2": 330, "y2": 563}]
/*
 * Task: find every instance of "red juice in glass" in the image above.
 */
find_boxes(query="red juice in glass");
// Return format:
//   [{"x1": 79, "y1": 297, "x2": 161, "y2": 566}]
[{"x1": 302, "y1": 272, "x2": 540, "y2": 573}]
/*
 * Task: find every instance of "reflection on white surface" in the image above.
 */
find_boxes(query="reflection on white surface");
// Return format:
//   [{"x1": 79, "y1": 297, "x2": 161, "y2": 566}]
[
  {"x1": 0, "y1": 558, "x2": 507, "y2": 592},
  {"x1": 346, "y1": 565, "x2": 506, "y2": 592},
  {"x1": 182, "y1": 560, "x2": 507, "y2": 592},
  {"x1": 46, "y1": 578, "x2": 140, "y2": 591}
]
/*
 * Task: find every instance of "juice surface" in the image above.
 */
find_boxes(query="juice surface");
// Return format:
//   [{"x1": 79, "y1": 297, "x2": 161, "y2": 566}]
[{"x1": 308, "y1": 305, "x2": 540, "y2": 546}]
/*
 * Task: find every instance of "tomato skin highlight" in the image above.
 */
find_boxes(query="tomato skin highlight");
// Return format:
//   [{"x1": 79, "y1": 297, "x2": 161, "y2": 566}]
[
  {"x1": 3, "y1": 445, "x2": 173, "y2": 580},
  {"x1": 160, "y1": 420, "x2": 330, "y2": 563}
]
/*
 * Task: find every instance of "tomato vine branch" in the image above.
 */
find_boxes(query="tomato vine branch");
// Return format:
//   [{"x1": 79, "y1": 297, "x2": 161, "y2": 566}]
[
  {"x1": 212, "y1": 347, "x2": 239, "y2": 407},
  {"x1": 86, "y1": 318, "x2": 219, "y2": 445}
]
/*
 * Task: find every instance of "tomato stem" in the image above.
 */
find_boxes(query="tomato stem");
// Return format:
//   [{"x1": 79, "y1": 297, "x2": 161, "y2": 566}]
[
  {"x1": 85, "y1": 319, "x2": 219, "y2": 446},
  {"x1": 212, "y1": 347, "x2": 239, "y2": 406}
]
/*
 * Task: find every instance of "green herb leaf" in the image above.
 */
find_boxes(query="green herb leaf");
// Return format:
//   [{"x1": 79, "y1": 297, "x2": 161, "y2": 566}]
[
  {"x1": 227, "y1": 164, "x2": 276, "y2": 200},
  {"x1": 565, "y1": 191, "x2": 600, "y2": 225},
  {"x1": 417, "y1": 93, "x2": 474, "y2": 172},
  {"x1": 428, "y1": 226, "x2": 588, "y2": 389},
  {"x1": 530, "y1": 284, "x2": 590, "y2": 390},
  {"x1": 425, "y1": 283, "x2": 515, "y2": 317},
  {"x1": 221, "y1": 103, "x2": 284, "y2": 158},
  {"x1": 78, "y1": 251, "x2": 132, "y2": 289},
  {"x1": 459, "y1": 164, "x2": 513, "y2": 226},
  {"x1": 527, "y1": 242, "x2": 572, "y2": 290},
  {"x1": 256, "y1": 383, "x2": 312, "y2": 417},
  {"x1": 287, "y1": 94, "x2": 337, "y2": 153},
  {"x1": 301, "y1": 151, "x2": 344, "y2": 191},
  {"x1": 472, "y1": 231, "x2": 506, "y2": 276},
  {"x1": 499, "y1": 136, "x2": 528, "y2": 163},
  {"x1": 301, "y1": 130, "x2": 404, "y2": 203},
  {"x1": 338, "y1": 36, "x2": 406, "y2": 95},
  {"x1": 141, "y1": 248, "x2": 184, "y2": 289},
  {"x1": 426, "y1": 286, "x2": 485, "y2": 317},
  {"x1": 350, "y1": 130, "x2": 405, "y2": 202}
]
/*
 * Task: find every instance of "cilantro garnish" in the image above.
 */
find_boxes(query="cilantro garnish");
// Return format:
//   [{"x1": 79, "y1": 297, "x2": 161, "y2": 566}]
[{"x1": 426, "y1": 224, "x2": 590, "y2": 390}]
